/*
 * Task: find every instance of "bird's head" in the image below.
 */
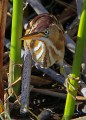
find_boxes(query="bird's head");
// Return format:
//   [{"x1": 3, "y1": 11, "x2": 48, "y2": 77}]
[{"x1": 21, "y1": 14, "x2": 65, "y2": 68}]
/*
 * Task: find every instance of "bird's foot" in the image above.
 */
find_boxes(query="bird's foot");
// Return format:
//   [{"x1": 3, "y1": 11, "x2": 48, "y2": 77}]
[{"x1": 65, "y1": 74, "x2": 79, "y2": 100}]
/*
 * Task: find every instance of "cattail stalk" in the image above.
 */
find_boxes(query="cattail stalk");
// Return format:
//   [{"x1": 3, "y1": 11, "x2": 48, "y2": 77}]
[
  {"x1": 62, "y1": 0, "x2": 86, "y2": 119},
  {"x1": 8, "y1": 0, "x2": 23, "y2": 95}
]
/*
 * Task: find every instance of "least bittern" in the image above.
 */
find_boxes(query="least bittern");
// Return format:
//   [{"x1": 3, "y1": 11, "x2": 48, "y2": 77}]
[
  {"x1": 21, "y1": 14, "x2": 77, "y2": 100},
  {"x1": 21, "y1": 13, "x2": 65, "y2": 68}
]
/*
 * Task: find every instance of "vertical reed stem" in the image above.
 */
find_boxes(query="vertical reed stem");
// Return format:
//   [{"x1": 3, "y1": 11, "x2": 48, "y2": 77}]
[
  {"x1": 8, "y1": 0, "x2": 23, "y2": 96},
  {"x1": 62, "y1": 0, "x2": 86, "y2": 119}
]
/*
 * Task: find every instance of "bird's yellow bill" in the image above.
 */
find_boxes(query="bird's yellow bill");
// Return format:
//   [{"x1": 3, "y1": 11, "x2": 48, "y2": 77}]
[{"x1": 21, "y1": 32, "x2": 44, "y2": 40}]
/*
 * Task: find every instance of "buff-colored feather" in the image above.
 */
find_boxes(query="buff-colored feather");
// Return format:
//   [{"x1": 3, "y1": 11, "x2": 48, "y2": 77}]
[{"x1": 21, "y1": 13, "x2": 65, "y2": 68}]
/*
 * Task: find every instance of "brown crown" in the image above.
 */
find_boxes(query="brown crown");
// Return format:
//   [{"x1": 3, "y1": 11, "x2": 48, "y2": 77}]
[{"x1": 26, "y1": 13, "x2": 58, "y2": 33}]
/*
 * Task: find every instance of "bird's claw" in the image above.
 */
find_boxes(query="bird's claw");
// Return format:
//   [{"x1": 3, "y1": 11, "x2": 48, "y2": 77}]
[{"x1": 65, "y1": 74, "x2": 79, "y2": 100}]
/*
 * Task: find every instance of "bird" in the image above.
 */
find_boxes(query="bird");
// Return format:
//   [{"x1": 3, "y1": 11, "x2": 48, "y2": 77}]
[{"x1": 21, "y1": 13, "x2": 65, "y2": 68}]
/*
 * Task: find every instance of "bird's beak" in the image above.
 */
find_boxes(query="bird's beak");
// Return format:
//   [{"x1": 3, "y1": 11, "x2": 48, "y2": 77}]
[{"x1": 21, "y1": 32, "x2": 44, "y2": 40}]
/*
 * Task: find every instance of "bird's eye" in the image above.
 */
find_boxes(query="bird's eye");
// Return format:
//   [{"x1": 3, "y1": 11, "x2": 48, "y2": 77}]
[{"x1": 44, "y1": 30, "x2": 49, "y2": 35}]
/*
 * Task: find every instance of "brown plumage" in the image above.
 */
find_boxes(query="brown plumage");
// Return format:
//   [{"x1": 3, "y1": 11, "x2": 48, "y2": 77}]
[{"x1": 21, "y1": 13, "x2": 65, "y2": 68}]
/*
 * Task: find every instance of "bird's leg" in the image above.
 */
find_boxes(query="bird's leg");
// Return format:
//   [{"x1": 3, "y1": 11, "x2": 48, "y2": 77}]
[
  {"x1": 60, "y1": 62, "x2": 68, "y2": 87},
  {"x1": 59, "y1": 60, "x2": 67, "y2": 78}
]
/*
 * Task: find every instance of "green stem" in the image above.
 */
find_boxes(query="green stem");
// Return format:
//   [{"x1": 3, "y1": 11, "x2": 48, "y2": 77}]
[
  {"x1": 8, "y1": 0, "x2": 23, "y2": 96},
  {"x1": 62, "y1": 0, "x2": 86, "y2": 119}
]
